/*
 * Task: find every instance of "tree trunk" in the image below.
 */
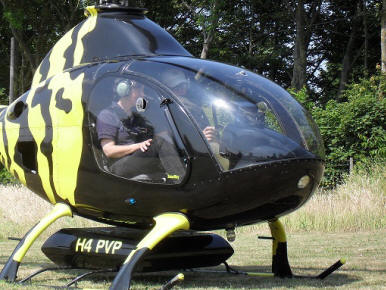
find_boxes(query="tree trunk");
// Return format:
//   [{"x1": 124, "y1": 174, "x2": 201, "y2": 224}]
[
  {"x1": 9, "y1": 37, "x2": 15, "y2": 104},
  {"x1": 201, "y1": 33, "x2": 214, "y2": 59},
  {"x1": 199, "y1": 0, "x2": 221, "y2": 59},
  {"x1": 338, "y1": 2, "x2": 362, "y2": 95},
  {"x1": 20, "y1": 54, "x2": 25, "y2": 93},
  {"x1": 0, "y1": 0, "x2": 37, "y2": 75},
  {"x1": 10, "y1": 26, "x2": 37, "y2": 74},
  {"x1": 291, "y1": 0, "x2": 307, "y2": 90},
  {"x1": 363, "y1": 0, "x2": 368, "y2": 72},
  {"x1": 382, "y1": 0, "x2": 386, "y2": 73}
]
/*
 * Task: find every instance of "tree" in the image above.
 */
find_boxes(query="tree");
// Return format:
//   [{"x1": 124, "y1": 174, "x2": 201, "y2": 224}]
[
  {"x1": 291, "y1": 0, "x2": 322, "y2": 91},
  {"x1": 293, "y1": 70, "x2": 385, "y2": 187},
  {"x1": 338, "y1": 0, "x2": 364, "y2": 95},
  {"x1": 0, "y1": 4, "x2": 12, "y2": 102},
  {"x1": 0, "y1": 0, "x2": 384, "y2": 101},
  {"x1": 312, "y1": 0, "x2": 381, "y2": 104},
  {"x1": 181, "y1": 0, "x2": 223, "y2": 59},
  {"x1": 0, "y1": 0, "x2": 85, "y2": 97},
  {"x1": 382, "y1": 0, "x2": 386, "y2": 73}
]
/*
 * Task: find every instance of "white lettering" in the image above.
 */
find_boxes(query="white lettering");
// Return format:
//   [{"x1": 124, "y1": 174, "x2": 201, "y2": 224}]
[
  {"x1": 105, "y1": 240, "x2": 115, "y2": 254},
  {"x1": 75, "y1": 238, "x2": 87, "y2": 252},
  {"x1": 111, "y1": 241, "x2": 122, "y2": 254},
  {"x1": 84, "y1": 239, "x2": 93, "y2": 253},
  {"x1": 95, "y1": 239, "x2": 105, "y2": 253}
]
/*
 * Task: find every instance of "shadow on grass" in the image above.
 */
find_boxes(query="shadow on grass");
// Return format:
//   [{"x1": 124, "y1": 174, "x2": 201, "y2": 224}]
[
  {"x1": 129, "y1": 266, "x2": 360, "y2": 289},
  {"x1": 0, "y1": 255, "x2": 377, "y2": 289},
  {"x1": 10, "y1": 264, "x2": 362, "y2": 289}
]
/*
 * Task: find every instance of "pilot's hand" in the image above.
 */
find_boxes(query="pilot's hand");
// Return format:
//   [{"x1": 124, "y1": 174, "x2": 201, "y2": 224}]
[
  {"x1": 203, "y1": 126, "x2": 217, "y2": 142},
  {"x1": 139, "y1": 139, "x2": 152, "y2": 152}
]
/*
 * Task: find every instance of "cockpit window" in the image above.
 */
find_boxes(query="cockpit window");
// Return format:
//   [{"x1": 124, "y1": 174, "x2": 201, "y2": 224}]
[
  {"x1": 87, "y1": 75, "x2": 187, "y2": 184},
  {"x1": 129, "y1": 58, "x2": 325, "y2": 171}
]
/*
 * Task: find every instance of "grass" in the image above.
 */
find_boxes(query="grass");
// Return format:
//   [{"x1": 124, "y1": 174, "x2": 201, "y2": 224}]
[
  {"x1": 280, "y1": 162, "x2": 386, "y2": 232},
  {"x1": 0, "y1": 162, "x2": 384, "y2": 288},
  {"x1": 0, "y1": 230, "x2": 385, "y2": 289},
  {"x1": 0, "y1": 186, "x2": 102, "y2": 240}
]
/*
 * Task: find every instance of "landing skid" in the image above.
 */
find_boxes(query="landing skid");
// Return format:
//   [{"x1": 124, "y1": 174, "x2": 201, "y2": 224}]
[
  {"x1": 188, "y1": 259, "x2": 345, "y2": 280},
  {"x1": 18, "y1": 266, "x2": 183, "y2": 289},
  {"x1": 15, "y1": 259, "x2": 345, "y2": 289},
  {"x1": 1, "y1": 212, "x2": 344, "y2": 289}
]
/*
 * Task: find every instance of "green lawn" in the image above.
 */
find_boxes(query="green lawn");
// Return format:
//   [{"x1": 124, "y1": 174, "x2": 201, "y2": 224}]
[{"x1": 0, "y1": 229, "x2": 385, "y2": 289}]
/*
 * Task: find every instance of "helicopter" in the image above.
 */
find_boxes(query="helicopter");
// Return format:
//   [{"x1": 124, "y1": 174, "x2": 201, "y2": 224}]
[{"x1": 0, "y1": 1, "x2": 345, "y2": 289}]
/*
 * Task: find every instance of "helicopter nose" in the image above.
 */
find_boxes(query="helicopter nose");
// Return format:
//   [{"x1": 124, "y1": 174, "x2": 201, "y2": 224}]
[{"x1": 192, "y1": 157, "x2": 324, "y2": 226}]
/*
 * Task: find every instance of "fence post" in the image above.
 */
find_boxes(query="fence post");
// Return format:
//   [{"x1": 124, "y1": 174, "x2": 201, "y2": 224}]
[{"x1": 349, "y1": 157, "x2": 354, "y2": 174}]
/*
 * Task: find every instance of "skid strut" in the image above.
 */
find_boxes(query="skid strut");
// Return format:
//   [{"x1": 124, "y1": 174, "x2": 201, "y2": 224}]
[
  {"x1": 110, "y1": 212, "x2": 190, "y2": 290},
  {"x1": 268, "y1": 219, "x2": 293, "y2": 277},
  {"x1": 268, "y1": 218, "x2": 345, "y2": 279},
  {"x1": 0, "y1": 203, "x2": 72, "y2": 282},
  {"x1": 190, "y1": 219, "x2": 344, "y2": 280}
]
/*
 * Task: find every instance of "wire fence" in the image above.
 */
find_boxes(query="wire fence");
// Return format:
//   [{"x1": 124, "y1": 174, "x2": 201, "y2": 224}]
[
  {"x1": 321, "y1": 157, "x2": 356, "y2": 188},
  {"x1": 325, "y1": 157, "x2": 354, "y2": 172}
]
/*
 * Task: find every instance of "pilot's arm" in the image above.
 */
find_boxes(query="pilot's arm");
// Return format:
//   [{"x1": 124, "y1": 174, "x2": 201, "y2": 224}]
[
  {"x1": 97, "y1": 107, "x2": 152, "y2": 158},
  {"x1": 100, "y1": 138, "x2": 152, "y2": 158}
]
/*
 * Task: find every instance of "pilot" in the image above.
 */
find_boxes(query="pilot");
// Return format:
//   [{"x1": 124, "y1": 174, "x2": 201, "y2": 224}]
[
  {"x1": 96, "y1": 79, "x2": 185, "y2": 180},
  {"x1": 161, "y1": 68, "x2": 217, "y2": 142}
]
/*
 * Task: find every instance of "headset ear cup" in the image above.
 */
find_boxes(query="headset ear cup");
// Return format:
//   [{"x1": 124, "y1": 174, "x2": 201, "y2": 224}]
[{"x1": 116, "y1": 80, "x2": 133, "y2": 98}]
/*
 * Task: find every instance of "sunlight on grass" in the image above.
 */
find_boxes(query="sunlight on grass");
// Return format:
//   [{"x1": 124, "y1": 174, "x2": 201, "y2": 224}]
[
  {"x1": 281, "y1": 162, "x2": 385, "y2": 232},
  {"x1": 0, "y1": 185, "x2": 101, "y2": 240}
]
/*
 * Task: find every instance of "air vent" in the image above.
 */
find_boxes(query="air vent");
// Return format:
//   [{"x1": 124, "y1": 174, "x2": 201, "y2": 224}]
[
  {"x1": 16, "y1": 141, "x2": 37, "y2": 173},
  {"x1": 7, "y1": 101, "x2": 27, "y2": 120}
]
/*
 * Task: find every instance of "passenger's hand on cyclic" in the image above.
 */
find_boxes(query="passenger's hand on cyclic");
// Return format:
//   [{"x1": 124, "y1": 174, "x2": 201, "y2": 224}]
[
  {"x1": 139, "y1": 139, "x2": 152, "y2": 152},
  {"x1": 203, "y1": 126, "x2": 217, "y2": 142}
]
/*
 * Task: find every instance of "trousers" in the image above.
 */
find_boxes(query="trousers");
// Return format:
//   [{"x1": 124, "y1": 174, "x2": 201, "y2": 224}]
[{"x1": 110, "y1": 135, "x2": 185, "y2": 181}]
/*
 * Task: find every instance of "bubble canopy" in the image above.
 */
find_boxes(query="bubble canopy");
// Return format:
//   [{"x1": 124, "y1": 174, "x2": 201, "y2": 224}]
[{"x1": 129, "y1": 57, "x2": 325, "y2": 171}]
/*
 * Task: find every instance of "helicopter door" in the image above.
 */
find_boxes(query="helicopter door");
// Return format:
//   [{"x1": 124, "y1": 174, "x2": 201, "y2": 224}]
[{"x1": 87, "y1": 75, "x2": 187, "y2": 184}]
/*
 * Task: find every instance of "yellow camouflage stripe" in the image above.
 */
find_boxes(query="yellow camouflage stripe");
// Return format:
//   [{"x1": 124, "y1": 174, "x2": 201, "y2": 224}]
[
  {"x1": 26, "y1": 82, "x2": 56, "y2": 204},
  {"x1": 31, "y1": 15, "x2": 97, "y2": 88},
  {"x1": 0, "y1": 112, "x2": 26, "y2": 185},
  {"x1": 49, "y1": 72, "x2": 84, "y2": 205}
]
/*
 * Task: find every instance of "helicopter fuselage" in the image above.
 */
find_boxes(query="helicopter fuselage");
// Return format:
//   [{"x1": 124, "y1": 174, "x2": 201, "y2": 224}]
[
  {"x1": 0, "y1": 57, "x2": 324, "y2": 231},
  {"x1": 0, "y1": 7, "x2": 324, "y2": 231}
]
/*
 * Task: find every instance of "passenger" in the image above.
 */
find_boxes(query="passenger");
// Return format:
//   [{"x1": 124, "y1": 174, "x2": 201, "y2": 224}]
[
  {"x1": 161, "y1": 68, "x2": 217, "y2": 142},
  {"x1": 96, "y1": 79, "x2": 185, "y2": 180}
]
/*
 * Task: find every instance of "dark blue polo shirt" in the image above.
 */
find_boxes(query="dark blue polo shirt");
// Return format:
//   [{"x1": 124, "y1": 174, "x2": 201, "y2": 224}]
[
  {"x1": 96, "y1": 103, "x2": 136, "y2": 146},
  {"x1": 97, "y1": 102, "x2": 154, "y2": 146}
]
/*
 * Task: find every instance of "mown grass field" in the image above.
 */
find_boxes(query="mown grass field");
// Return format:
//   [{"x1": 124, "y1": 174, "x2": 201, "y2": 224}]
[
  {"x1": 0, "y1": 163, "x2": 384, "y2": 289},
  {"x1": 0, "y1": 229, "x2": 384, "y2": 289}
]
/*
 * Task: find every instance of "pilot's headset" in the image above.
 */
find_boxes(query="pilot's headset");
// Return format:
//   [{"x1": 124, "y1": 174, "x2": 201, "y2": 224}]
[{"x1": 115, "y1": 79, "x2": 136, "y2": 99}]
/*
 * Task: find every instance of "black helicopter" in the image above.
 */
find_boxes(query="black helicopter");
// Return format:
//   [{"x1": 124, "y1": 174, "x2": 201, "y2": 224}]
[{"x1": 0, "y1": 1, "x2": 344, "y2": 289}]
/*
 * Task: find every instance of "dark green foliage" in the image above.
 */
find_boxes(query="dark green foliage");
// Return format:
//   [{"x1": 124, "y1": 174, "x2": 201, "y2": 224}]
[
  {"x1": 0, "y1": 1, "x2": 87, "y2": 98},
  {"x1": 0, "y1": 87, "x2": 7, "y2": 104},
  {"x1": 292, "y1": 71, "x2": 386, "y2": 187},
  {"x1": 0, "y1": 168, "x2": 18, "y2": 185}
]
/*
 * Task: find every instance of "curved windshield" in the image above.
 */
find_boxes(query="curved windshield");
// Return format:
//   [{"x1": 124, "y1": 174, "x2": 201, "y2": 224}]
[
  {"x1": 129, "y1": 57, "x2": 324, "y2": 171},
  {"x1": 87, "y1": 75, "x2": 187, "y2": 184}
]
